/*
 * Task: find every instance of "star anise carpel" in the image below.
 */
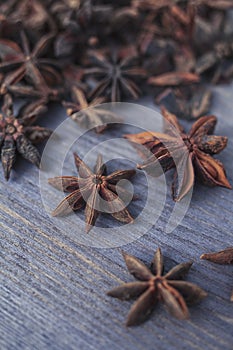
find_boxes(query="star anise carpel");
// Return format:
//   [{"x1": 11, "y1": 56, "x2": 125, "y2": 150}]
[
  {"x1": 48, "y1": 152, "x2": 136, "y2": 232},
  {"x1": 125, "y1": 107, "x2": 231, "y2": 201},
  {"x1": 62, "y1": 86, "x2": 121, "y2": 133},
  {"x1": 0, "y1": 93, "x2": 51, "y2": 180},
  {"x1": 201, "y1": 247, "x2": 233, "y2": 301},
  {"x1": 148, "y1": 71, "x2": 200, "y2": 87},
  {"x1": 201, "y1": 247, "x2": 233, "y2": 265},
  {"x1": 84, "y1": 49, "x2": 147, "y2": 102},
  {"x1": 107, "y1": 248, "x2": 207, "y2": 326}
]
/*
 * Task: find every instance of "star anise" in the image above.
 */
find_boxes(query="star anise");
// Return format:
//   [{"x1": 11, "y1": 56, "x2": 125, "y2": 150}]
[
  {"x1": 196, "y1": 36, "x2": 233, "y2": 83},
  {"x1": 49, "y1": 0, "x2": 93, "y2": 30},
  {"x1": 7, "y1": 82, "x2": 62, "y2": 103},
  {"x1": 107, "y1": 248, "x2": 207, "y2": 326},
  {"x1": 125, "y1": 107, "x2": 231, "y2": 201},
  {"x1": 156, "y1": 87, "x2": 212, "y2": 120},
  {"x1": 201, "y1": 247, "x2": 233, "y2": 265},
  {"x1": 9, "y1": 0, "x2": 56, "y2": 35},
  {"x1": 63, "y1": 86, "x2": 121, "y2": 133},
  {"x1": 201, "y1": 247, "x2": 233, "y2": 301},
  {"x1": 0, "y1": 94, "x2": 51, "y2": 180},
  {"x1": 0, "y1": 30, "x2": 62, "y2": 92},
  {"x1": 0, "y1": 0, "x2": 18, "y2": 26},
  {"x1": 84, "y1": 50, "x2": 146, "y2": 102},
  {"x1": 48, "y1": 152, "x2": 136, "y2": 232},
  {"x1": 148, "y1": 71, "x2": 200, "y2": 87},
  {"x1": 132, "y1": 0, "x2": 177, "y2": 11},
  {"x1": 200, "y1": 0, "x2": 233, "y2": 9}
]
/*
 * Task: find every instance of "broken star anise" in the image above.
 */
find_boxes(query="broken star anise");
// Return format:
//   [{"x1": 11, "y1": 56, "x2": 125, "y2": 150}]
[
  {"x1": 125, "y1": 107, "x2": 231, "y2": 201},
  {"x1": 107, "y1": 248, "x2": 207, "y2": 326},
  {"x1": 48, "y1": 152, "x2": 136, "y2": 232},
  {"x1": 201, "y1": 247, "x2": 233, "y2": 301},
  {"x1": 0, "y1": 94, "x2": 51, "y2": 180},
  {"x1": 84, "y1": 50, "x2": 146, "y2": 102},
  {"x1": 62, "y1": 86, "x2": 121, "y2": 133}
]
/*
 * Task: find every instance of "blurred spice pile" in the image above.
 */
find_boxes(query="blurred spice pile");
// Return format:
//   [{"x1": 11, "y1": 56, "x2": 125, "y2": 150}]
[{"x1": 0, "y1": 0, "x2": 233, "y2": 179}]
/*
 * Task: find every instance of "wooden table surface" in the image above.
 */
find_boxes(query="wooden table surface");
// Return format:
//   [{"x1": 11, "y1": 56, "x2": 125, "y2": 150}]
[{"x1": 1, "y1": 85, "x2": 233, "y2": 350}]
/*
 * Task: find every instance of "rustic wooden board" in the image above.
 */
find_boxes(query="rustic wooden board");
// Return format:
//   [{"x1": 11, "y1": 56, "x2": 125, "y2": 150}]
[{"x1": 0, "y1": 84, "x2": 233, "y2": 350}]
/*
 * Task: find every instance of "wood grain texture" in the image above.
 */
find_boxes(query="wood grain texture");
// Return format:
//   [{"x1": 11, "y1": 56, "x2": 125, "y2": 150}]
[{"x1": 0, "y1": 84, "x2": 233, "y2": 350}]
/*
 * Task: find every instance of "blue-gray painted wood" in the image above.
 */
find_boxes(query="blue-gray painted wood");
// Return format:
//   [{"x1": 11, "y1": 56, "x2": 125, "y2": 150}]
[{"x1": 0, "y1": 84, "x2": 233, "y2": 350}]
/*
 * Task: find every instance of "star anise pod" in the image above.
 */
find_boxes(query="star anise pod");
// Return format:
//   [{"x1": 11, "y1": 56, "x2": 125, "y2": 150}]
[
  {"x1": 0, "y1": 94, "x2": 51, "y2": 180},
  {"x1": 201, "y1": 247, "x2": 233, "y2": 265},
  {"x1": 63, "y1": 86, "x2": 121, "y2": 133},
  {"x1": 156, "y1": 87, "x2": 212, "y2": 120},
  {"x1": 107, "y1": 248, "x2": 207, "y2": 326},
  {"x1": 0, "y1": 0, "x2": 18, "y2": 26},
  {"x1": 0, "y1": 30, "x2": 62, "y2": 92},
  {"x1": 196, "y1": 36, "x2": 233, "y2": 83},
  {"x1": 199, "y1": 0, "x2": 233, "y2": 10},
  {"x1": 48, "y1": 153, "x2": 136, "y2": 232},
  {"x1": 84, "y1": 50, "x2": 146, "y2": 102},
  {"x1": 125, "y1": 107, "x2": 231, "y2": 201},
  {"x1": 201, "y1": 247, "x2": 233, "y2": 301},
  {"x1": 132, "y1": 0, "x2": 177, "y2": 11},
  {"x1": 62, "y1": 64, "x2": 86, "y2": 92},
  {"x1": 49, "y1": 0, "x2": 93, "y2": 30},
  {"x1": 148, "y1": 71, "x2": 200, "y2": 87},
  {"x1": 7, "y1": 82, "x2": 62, "y2": 103},
  {"x1": 9, "y1": 0, "x2": 56, "y2": 35}
]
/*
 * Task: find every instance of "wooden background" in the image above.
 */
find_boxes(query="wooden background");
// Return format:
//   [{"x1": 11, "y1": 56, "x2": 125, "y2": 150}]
[{"x1": 0, "y1": 84, "x2": 233, "y2": 350}]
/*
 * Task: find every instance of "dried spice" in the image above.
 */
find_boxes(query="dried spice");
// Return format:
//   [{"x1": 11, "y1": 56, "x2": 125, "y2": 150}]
[
  {"x1": 125, "y1": 107, "x2": 231, "y2": 201},
  {"x1": 0, "y1": 30, "x2": 62, "y2": 100},
  {"x1": 49, "y1": 0, "x2": 93, "y2": 30},
  {"x1": 156, "y1": 88, "x2": 212, "y2": 120},
  {"x1": 107, "y1": 248, "x2": 207, "y2": 326},
  {"x1": 63, "y1": 86, "x2": 121, "y2": 133},
  {"x1": 84, "y1": 50, "x2": 146, "y2": 102},
  {"x1": 48, "y1": 153, "x2": 135, "y2": 232},
  {"x1": 196, "y1": 37, "x2": 233, "y2": 83},
  {"x1": 0, "y1": 0, "x2": 232, "y2": 181},
  {"x1": 148, "y1": 72, "x2": 200, "y2": 87},
  {"x1": 0, "y1": 94, "x2": 50, "y2": 180},
  {"x1": 201, "y1": 247, "x2": 233, "y2": 301},
  {"x1": 0, "y1": 0, "x2": 55, "y2": 36},
  {"x1": 201, "y1": 247, "x2": 233, "y2": 265}
]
